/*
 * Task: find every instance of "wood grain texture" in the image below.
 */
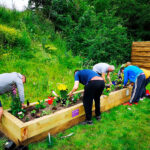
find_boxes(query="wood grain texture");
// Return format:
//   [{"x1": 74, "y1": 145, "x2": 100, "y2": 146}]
[
  {"x1": 132, "y1": 41, "x2": 150, "y2": 46},
  {"x1": 131, "y1": 41, "x2": 150, "y2": 70}
]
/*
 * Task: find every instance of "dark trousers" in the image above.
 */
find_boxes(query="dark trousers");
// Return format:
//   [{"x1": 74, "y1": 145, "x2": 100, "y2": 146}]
[
  {"x1": 130, "y1": 74, "x2": 146, "y2": 103},
  {"x1": 0, "y1": 100, "x2": 2, "y2": 107},
  {"x1": 141, "y1": 76, "x2": 150, "y2": 98},
  {"x1": 83, "y1": 80, "x2": 105, "y2": 121}
]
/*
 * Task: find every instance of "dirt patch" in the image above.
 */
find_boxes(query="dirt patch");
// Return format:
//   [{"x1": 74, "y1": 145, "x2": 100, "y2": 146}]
[{"x1": 11, "y1": 96, "x2": 83, "y2": 123}]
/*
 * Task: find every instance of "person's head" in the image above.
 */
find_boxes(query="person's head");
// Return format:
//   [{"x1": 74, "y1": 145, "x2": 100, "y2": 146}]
[
  {"x1": 22, "y1": 75, "x2": 26, "y2": 83},
  {"x1": 74, "y1": 70, "x2": 80, "y2": 76},
  {"x1": 108, "y1": 65, "x2": 115, "y2": 72},
  {"x1": 120, "y1": 67, "x2": 124, "y2": 73},
  {"x1": 125, "y1": 62, "x2": 131, "y2": 67}
]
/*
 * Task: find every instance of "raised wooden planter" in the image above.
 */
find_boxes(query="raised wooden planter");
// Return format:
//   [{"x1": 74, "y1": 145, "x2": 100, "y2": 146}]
[{"x1": 0, "y1": 87, "x2": 132, "y2": 145}]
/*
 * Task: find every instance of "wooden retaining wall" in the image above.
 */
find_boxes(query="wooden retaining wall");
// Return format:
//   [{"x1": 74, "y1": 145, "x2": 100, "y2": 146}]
[
  {"x1": 131, "y1": 41, "x2": 150, "y2": 69},
  {"x1": 0, "y1": 87, "x2": 132, "y2": 145}
]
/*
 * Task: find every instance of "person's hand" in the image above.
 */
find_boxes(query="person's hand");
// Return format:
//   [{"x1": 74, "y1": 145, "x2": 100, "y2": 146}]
[
  {"x1": 22, "y1": 103, "x2": 25, "y2": 109},
  {"x1": 68, "y1": 92, "x2": 73, "y2": 98}
]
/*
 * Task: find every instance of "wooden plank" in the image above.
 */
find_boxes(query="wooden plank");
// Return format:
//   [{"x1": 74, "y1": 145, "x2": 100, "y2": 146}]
[
  {"x1": 132, "y1": 47, "x2": 150, "y2": 52},
  {"x1": 131, "y1": 56, "x2": 150, "y2": 61},
  {"x1": 0, "y1": 111, "x2": 24, "y2": 144},
  {"x1": 131, "y1": 62, "x2": 150, "y2": 68},
  {"x1": 21, "y1": 115, "x2": 86, "y2": 145},
  {"x1": 131, "y1": 52, "x2": 150, "y2": 56},
  {"x1": 132, "y1": 42, "x2": 150, "y2": 47}
]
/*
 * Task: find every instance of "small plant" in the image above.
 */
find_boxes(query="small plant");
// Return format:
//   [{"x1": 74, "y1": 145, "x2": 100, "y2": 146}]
[
  {"x1": 57, "y1": 83, "x2": 68, "y2": 105},
  {"x1": 41, "y1": 110, "x2": 48, "y2": 117},
  {"x1": 103, "y1": 88, "x2": 111, "y2": 96},
  {"x1": 25, "y1": 117, "x2": 30, "y2": 122},
  {"x1": 72, "y1": 93, "x2": 81, "y2": 103},
  {"x1": 31, "y1": 110, "x2": 36, "y2": 116},
  {"x1": 18, "y1": 111, "x2": 24, "y2": 119},
  {"x1": 10, "y1": 97, "x2": 23, "y2": 116},
  {"x1": 65, "y1": 99, "x2": 70, "y2": 107},
  {"x1": 35, "y1": 100, "x2": 46, "y2": 110},
  {"x1": 52, "y1": 98, "x2": 58, "y2": 107}
]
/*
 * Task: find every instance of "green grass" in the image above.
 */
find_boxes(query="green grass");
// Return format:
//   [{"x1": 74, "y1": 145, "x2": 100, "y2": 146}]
[
  {"x1": 0, "y1": 7, "x2": 83, "y2": 109},
  {"x1": 27, "y1": 95, "x2": 150, "y2": 150}
]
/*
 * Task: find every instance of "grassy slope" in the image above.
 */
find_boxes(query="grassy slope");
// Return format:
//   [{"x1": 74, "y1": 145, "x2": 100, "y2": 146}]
[{"x1": 0, "y1": 7, "x2": 83, "y2": 109}]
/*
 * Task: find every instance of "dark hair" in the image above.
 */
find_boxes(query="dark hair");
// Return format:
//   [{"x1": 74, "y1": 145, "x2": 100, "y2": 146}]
[
  {"x1": 74, "y1": 70, "x2": 80, "y2": 75},
  {"x1": 120, "y1": 67, "x2": 124, "y2": 72}
]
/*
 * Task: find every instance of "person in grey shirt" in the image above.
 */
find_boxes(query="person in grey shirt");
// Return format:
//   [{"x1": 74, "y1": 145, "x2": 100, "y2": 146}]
[
  {"x1": 0, "y1": 72, "x2": 26, "y2": 121},
  {"x1": 93, "y1": 63, "x2": 115, "y2": 85}
]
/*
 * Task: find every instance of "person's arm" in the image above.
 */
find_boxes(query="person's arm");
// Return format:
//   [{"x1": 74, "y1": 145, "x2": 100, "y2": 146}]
[
  {"x1": 102, "y1": 73, "x2": 106, "y2": 83},
  {"x1": 69, "y1": 81, "x2": 79, "y2": 97},
  {"x1": 0, "y1": 101, "x2": 3, "y2": 122},
  {"x1": 123, "y1": 69, "x2": 128, "y2": 86},
  {"x1": 0, "y1": 107, "x2": 3, "y2": 122},
  {"x1": 107, "y1": 72, "x2": 112, "y2": 85},
  {"x1": 15, "y1": 78, "x2": 25, "y2": 104}
]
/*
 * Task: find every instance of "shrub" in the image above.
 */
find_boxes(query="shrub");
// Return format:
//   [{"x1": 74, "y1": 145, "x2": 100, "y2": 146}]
[{"x1": 0, "y1": 24, "x2": 31, "y2": 48}]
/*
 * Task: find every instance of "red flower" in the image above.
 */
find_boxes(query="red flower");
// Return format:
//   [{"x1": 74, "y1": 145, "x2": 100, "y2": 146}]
[{"x1": 48, "y1": 97, "x2": 55, "y2": 105}]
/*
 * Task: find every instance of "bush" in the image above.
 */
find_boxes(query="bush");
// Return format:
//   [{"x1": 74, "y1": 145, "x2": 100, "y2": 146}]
[{"x1": 0, "y1": 24, "x2": 31, "y2": 48}]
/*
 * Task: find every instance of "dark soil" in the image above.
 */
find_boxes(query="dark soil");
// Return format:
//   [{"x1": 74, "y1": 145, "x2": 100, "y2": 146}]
[
  {"x1": 0, "y1": 131, "x2": 4, "y2": 138},
  {"x1": 15, "y1": 95, "x2": 84, "y2": 123}
]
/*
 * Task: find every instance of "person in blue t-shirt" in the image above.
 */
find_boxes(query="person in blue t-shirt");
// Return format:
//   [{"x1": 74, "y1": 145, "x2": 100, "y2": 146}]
[
  {"x1": 123, "y1": 65, "x2": 145, "y2": 104},
  {"x1": 69, "y1": 69, "x2": 105, "y2": 125},
  {"x1": 0, "y1": 101, "x2": 3, "y2": 121}
]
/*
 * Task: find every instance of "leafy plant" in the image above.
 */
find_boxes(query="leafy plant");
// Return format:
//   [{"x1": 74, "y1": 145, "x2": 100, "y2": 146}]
[
  {"x1": 31, "y1": 109, "x2": 36, "y2": 116},
  {"x1": 35, "y1": 100, "x2": 46, "y2": 110},
  {"x1": 25, "y1": 117, "x2": 30, "y2": 122},
  {"x1": 72, "y1": 93, "x2": 81, "y2": 103},
  {"x1": 10, "y1": 97, "x2": 24, "y2": 116},
  {"x1": 57, "y1": 84, "x2": 69, "y2": 105},
  {"x1": 52, "y1": 98, "x2": 58, "y2": 107},
  {"x1": 41, "y1": 110, "x2": 48, "y2": 117},
  {"x1": 18, "y1": 111, "x2": 25, "y2": 119},
  {"x1": 65, "y1": 99, "x2": 70, "y2": 107}
]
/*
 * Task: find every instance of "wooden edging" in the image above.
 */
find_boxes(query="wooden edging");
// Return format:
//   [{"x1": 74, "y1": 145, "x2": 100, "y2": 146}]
[{"x1": 0, "y1": 87, "x2": 132, "y2": 145}]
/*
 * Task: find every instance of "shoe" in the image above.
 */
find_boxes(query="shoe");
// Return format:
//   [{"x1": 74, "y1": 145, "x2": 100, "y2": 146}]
[
  {"x1": 133, "y1": 102, "x2": 138, "y2": 105},
  {"x1": 96, "y1": 116, "x2": 101, "y2": 121},
  {"x1": 140, "y1": 98, "x2": 144, "y2": 101},
  {"x1": 81, "y1": 120, "x2": 93, "y2": 125},
  {"x1": 123, "y1": 102, "x2": 132, "y2": 106}
]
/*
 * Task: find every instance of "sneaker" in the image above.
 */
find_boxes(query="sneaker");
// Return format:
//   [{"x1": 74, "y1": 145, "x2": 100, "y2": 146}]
[
  {"x1": 133, "y1": 102, "x2": 138, "y2": 105},
  {"x1": 123, "y1": 102, "x2": 132, "y2": 106},
  {"x1": 140, "y1": 98, "x2": 144, "y2": 101},
  {"x1": 96, "y1": 116, "x2": 101, "y2": 121},
  {"x1": 81, "y1": 120, "x2": 93, "y2": 125}
]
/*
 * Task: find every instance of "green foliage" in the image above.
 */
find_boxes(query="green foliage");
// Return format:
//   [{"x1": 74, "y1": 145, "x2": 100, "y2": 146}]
[
  {"x1": 35, "y1": 100, "x2": 46, "y2": 110},
  {"x1": 72, "y1": 93, "x2": 81, "y2": 103},
  {"x1": 10, "y1": 97, "x2": 22, "y2": 116},
  {"x1": 41, "y1": 110, "x2": 48, "y2": 116},
  {"x1": 18, "y1": 111, "x2": 25, "y2": 119},
  {"x1": 31, "y1": 109, "x2": 36, "y2": 115},
  {"x1": 28, "y1": 0, "x2": 133, "y2": 65},
  {"x1": 0, "y1": 24, "x2": 31, "y2": 48},
  {"x1": 53, "y1": 98, "x2": 58, "y2": 107}
]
